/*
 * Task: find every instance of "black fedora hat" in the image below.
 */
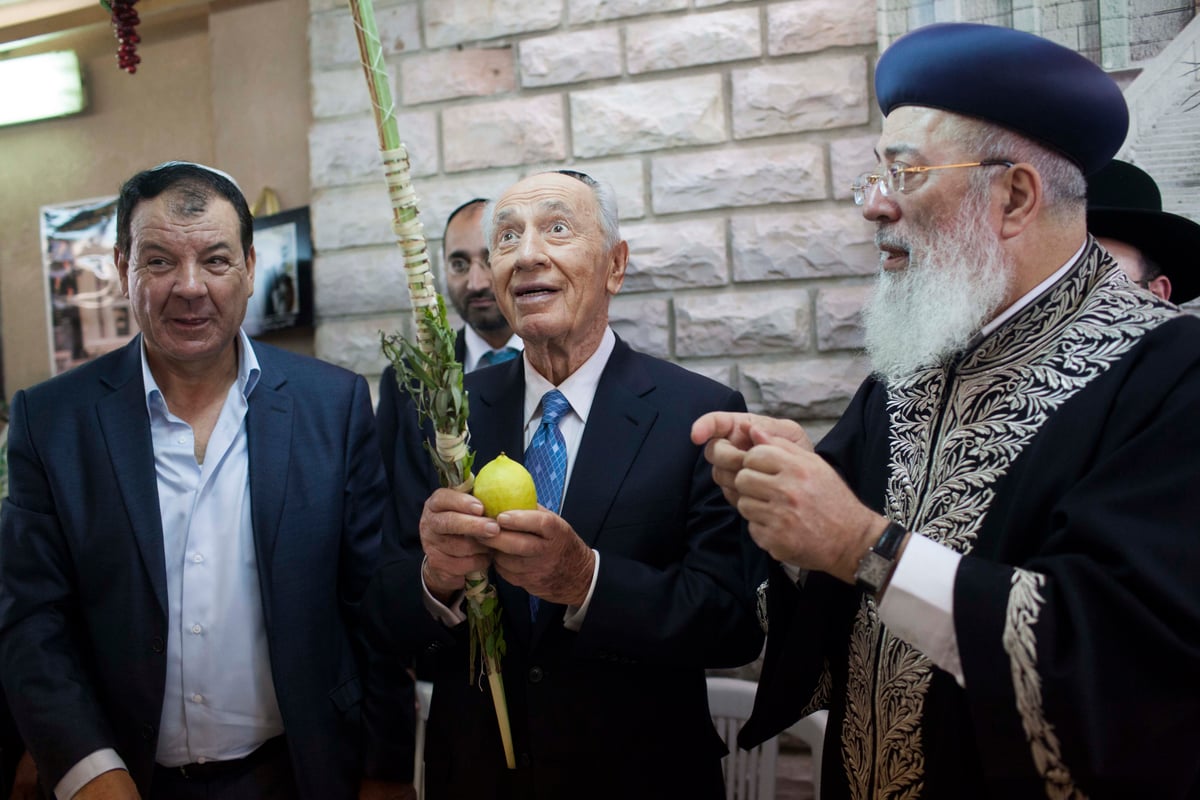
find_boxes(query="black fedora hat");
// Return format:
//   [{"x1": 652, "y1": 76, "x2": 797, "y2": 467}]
[{"x1": 1087, "y1": 160, "x2": 1200, "y2": 303}]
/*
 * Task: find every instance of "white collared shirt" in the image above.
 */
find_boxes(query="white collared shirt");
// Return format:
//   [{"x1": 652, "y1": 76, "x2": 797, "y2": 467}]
[
  {"x1": 462, "y1": 325, "x2": 524, "y2": 374},
  {"x1": 148, "y1": 330, "x2": 284, "y2": 764}
]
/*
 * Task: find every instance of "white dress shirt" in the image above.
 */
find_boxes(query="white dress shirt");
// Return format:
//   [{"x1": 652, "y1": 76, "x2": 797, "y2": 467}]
[
  {"x1": 423, "y1": 327, "x2": 615, "y2": 630},
  {"x1": 56, "y1": 331, "x2": 284, "y2": 799},
  {"x1": 462, "y1": 325, "x2": 524, "y2": 374}
]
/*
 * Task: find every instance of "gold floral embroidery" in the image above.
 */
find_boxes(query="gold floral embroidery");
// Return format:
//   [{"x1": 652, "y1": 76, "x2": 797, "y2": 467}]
[
  {"x1": 1005, "y1": 570, "x2": 1089, "y2": 799},
  {"x1": 842, "y1": 595, "x2": 931, "y2": 799},
  {"x1": 798, "y1": 657, "x2": 832, "y2": 720}
]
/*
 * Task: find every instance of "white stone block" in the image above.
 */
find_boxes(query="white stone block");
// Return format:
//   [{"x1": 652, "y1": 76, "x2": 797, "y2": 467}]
[
  {"x1": 575, "y1": 158, "x2": 647, "y2": 219},
  {"x1": 733, "y1": 56, "x2": 870, "y2": 139},
  {"x1": 609, "y1": 296, "x2": 670, "y2": 358},
  {"x1": 519, "y1": 29, "x2": 622, "y2": 88},
  {"x1": 695, "y1": 0, "x2": 754, "y2": 6},
  {"x1": 626, "y1": 9, "x2": 761, "y2": 74},
  {"x1": 621, "y1": 219, "x2": 728, "y2": 292},
  {"x1": 739, "y1": 355, "x2": 871, "y2": 418},
  {"x1": 569, "y1": 0, "x2": 688, "y2": 24},
  {"x1": 816, "y1": 285, "x2": 872, "y2": 351},
  {"x1": 311, "y1": 183, "x2": 397, "y2": 251},
  {"x1": 768, "y1": 0, "x2": 876, "y2": 55},
  {"x1": 313, "y1": 246, "x2": 413, "y2": 317},
  {"x1": 676, "y1": 289, "x2": 811, "y2": 357},
  {"x1": 425, "y1": 0, "x2": 563, "y2": 47},
  {"x1": 413, "y1": 170, "x2": 525, "y2": 237},
  {"x1": 678, "y1": 361, "x2": 736, "y2": 389},
  {"x1": 444, "y1": 95, "x2": 566, "y2": 172},
  {"x1": 731, "y1": 209, "x2": 878, "y2": 281},
  {"x1": 312, "y1": 65, "x2": 393, "y2": 119},
  {"x1": 309, "y1": 112, "x2": 437, "y2": 190},
  {"x1": 571, "y1": 75, "x2": 726, "y2": 158},
  {"x1": 310, "y1": 3, "x2": 420, "y2": 68},
  {"x1": 830, "y1": 135, "x2": 879, "y2": 202},
  {"x1": 401, "y1": 47, "x2": 516, "y2": 105},
  {"x1": 651, "y1": 142, "x2": 826, "y2": 214},
  {"x1": 315, "y1": 315, "x2": 410, "y2": 376}
]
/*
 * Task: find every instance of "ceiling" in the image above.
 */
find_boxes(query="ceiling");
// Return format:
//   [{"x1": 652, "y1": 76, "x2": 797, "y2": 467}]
[{"x1": 0, "y1": 0, "x2": 206, "y2": 51}]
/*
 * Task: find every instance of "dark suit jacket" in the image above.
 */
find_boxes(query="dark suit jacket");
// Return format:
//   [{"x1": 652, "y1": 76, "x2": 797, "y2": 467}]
[
  {"x1": 368, "y1": 337, "x2": 765, "y2": 800},
  {"x1": 454, "y1": 327, "x2": 467, "y2": 365},
  {"x1": 0, "y1": 336, "x2": 413, "y2": 799}
]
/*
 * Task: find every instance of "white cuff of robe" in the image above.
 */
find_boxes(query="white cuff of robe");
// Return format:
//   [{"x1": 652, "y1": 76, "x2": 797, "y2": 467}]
[
  {"x1": 56, "y1": 750, "x2": 127, "y2": 800},
  {"x1": 420, "y1": 556, "x2": 467, "y2": 627},
  {"x1": 562, "y1": 549, "x2": 600, "y2": 631},
  {"x1": 877, "y1": 533, "x2": 966, "y2": 688}
]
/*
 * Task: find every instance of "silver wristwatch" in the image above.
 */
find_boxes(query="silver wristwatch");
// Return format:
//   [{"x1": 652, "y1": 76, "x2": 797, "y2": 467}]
[{"x1": 854, "y1": 522, "x2": 907, "y2": 594}]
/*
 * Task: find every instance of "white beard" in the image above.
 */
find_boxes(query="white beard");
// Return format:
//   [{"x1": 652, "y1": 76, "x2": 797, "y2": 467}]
[{"x1": 862, "y1": 189, "x2": 1014, "y2": 384}]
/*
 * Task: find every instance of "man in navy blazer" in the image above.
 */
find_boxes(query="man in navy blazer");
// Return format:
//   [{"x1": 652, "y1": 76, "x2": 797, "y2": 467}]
[
  {"x1": 367, "y1": 170, "x2": 765, "y2": 800},
  {"x1": 0, "y1": 163, "x2": 413, "y2": 800}
]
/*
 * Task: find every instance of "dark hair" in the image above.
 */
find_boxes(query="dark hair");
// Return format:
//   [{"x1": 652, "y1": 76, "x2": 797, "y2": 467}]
[
  {"x1": 116, "y1": 162, "x2": 253, "y2": 258},
  {"x1": 442, "y1": 197, "x2": 489, "y2": 241}
]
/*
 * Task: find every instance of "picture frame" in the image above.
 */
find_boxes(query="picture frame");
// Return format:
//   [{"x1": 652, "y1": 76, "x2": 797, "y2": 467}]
[
  {"x1": 40, "y1": 195, "x2": 131, "y2": 376},
  {"x1": 244, "y1": 206, "x2": 313, "y2": 337}
]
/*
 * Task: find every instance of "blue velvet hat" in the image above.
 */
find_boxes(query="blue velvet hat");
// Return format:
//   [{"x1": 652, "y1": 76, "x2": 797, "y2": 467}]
[
  {"x1": 875, "y1": 23, "x2": 1129, "y2": 175},
  {"x1": 1088, "y1": 160, "x2": 1200, "y2": 303}
]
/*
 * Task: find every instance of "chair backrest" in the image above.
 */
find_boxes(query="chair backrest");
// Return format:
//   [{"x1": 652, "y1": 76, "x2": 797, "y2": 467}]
[
  {"x1": 707, "y1": 676, "x2": 778, "y2": 800},
  {"x1": 414, "y1": 680, "x2": 434, "y2": 800}
]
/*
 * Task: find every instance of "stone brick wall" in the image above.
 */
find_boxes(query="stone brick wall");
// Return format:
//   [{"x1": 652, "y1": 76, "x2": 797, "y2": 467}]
[
  {"x1": 307, "y1": 0, "x2": 881, "y2": 434},
  {"x1": 306, "y1": 0, "x2": 1192, "y2": 432}
]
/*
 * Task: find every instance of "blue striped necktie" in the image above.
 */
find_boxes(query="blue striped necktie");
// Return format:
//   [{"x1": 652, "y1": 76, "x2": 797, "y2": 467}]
[{"x1": 523, "y1": 389, "x2": 571, "y2": 620}]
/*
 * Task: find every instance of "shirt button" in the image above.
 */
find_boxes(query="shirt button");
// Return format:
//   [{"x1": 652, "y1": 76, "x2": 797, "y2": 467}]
[
  {"x1": 528, "y1": 666, "x2": 544, "y2": 684},
  {"x1": 191, "y1": 694, "x2": 203, "y2": 704},
  {"x1": 177, "y1": 436, "x2": 187, "y2": 445},
  {"x1": 197, "y1": 756, "x2": 208, "y2": 764},
  {"x1": 191, "y1": 553, "x2": 204, "y2": 564},
  {"x1": 190, "y1": 624, "x2": 203, "y2": 635}
]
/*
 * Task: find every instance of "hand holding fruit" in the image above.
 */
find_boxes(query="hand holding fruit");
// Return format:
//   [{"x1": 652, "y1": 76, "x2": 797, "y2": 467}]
[
  {"x1": 472, "y1": 454, "x2": 594, "y2": 607},
  {"x1": 418, "y1": 488, "x2": 498, "y2": 603}
]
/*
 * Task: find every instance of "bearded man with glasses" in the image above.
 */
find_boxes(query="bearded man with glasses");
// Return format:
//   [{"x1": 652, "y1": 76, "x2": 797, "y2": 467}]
[{"x1": 693, "y1": 22, "x2": 1200, "y2": 799}]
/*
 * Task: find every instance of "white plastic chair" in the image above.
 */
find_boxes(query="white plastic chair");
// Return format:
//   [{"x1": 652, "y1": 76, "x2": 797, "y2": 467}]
[
  {"x1": 786, "y1": 709, "x2": 828, "y2": 800},
  {"x1": 707, "y1": 676, "x2": 778, "y2": 800},
  {"x1": 414, "y1": 679, "x2": 434, "y2": 800}
]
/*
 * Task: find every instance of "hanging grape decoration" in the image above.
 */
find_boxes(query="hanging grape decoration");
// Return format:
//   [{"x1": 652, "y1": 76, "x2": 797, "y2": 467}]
[{"x1": 100, "y1": 0, "x2": 141, "y2": 74}]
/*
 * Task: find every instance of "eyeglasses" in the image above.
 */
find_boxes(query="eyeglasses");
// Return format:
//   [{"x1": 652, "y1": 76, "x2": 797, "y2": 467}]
[
  {"x1": 446, "y1": 255, "x2": 488, "y2": 276},
  {"x1": 851, "y1": 160, "x2": 1014, "y2": 205}
]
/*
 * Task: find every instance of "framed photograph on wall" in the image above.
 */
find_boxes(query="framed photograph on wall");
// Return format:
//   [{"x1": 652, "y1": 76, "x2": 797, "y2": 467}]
[
  {"x1": 244, "y1": 206, "x2": 313, "y2": 337},
  {"x1": 40, "y1": 195, "x2": 134, "y2": 376}
]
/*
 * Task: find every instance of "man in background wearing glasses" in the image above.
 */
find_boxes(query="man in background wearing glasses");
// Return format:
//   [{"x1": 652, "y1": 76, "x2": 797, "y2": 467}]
[
  {"x1": 693, "y1": 22, "x2": 1200, "y2": 798},
  {"x1": 442, "y1": 198, "x2": 523, "y2": 371}
]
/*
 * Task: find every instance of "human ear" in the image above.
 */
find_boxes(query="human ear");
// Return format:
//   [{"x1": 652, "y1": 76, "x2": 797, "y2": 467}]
[{"x1": 998, "y1": 163, "x2": 1041, "y2": 240}]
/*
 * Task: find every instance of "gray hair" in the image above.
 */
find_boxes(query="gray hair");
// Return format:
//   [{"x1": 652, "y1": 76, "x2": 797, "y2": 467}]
[
  {"x1": 483, "y1": 170, "x2": 621, "y2": 251},
  {"x1": 946, "y1": 116, "x2": 1087, "y2": 217}
]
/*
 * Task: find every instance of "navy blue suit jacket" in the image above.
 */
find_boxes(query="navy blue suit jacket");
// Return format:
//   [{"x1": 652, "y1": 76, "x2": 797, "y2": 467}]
[
  {"x1": 368, "y1": 337, "x2": 765, "y2": 800},
  {"x1": 0, "y1": 336, "x2": 412, "y2": 798}
]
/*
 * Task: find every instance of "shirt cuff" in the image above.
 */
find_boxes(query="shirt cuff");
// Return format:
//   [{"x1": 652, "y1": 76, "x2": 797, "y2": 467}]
[
  {"x1": 779, "y1": 562, "x2": 809, "y2": 587},
  {"x1": 420, "y1": 556, "x2": 467, "y2": 627},
  {"x1": 877, "y1": 532, "x2": 965, "y2": 687},
  {"x1": 56, "y1": 749, "x2": 128, "y2": 800},
  {"x1": 563, "y1": 549, "x2": 600, "y2": 632}
]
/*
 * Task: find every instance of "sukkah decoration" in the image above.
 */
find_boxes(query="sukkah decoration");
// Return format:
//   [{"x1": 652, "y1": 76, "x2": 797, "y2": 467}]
[{"x1": 99, "y1": 0, "x2": 141, "y2": 74}]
